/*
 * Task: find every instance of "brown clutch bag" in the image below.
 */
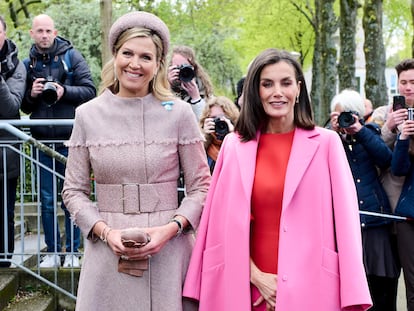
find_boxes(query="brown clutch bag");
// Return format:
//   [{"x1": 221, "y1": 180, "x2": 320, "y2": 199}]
[{"x1": 118, "y1": 229, "x2": 151, "y2": 277}]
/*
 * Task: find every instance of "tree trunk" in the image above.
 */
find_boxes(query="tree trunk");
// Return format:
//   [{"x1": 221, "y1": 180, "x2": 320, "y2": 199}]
[
  {"x1": 338, "y1": 0, "x2": 359, "y2": 91},
  {"x1": 310, "y1": 17, "x2": 323, "y2": 124},
  {"x1": 314, "y1": 0, "x2": 337, "y2": 125},
  {"x1": 363, "y1": 0, "x2": 387, "y2": 107},
  {"x1": 100, "y1": 0, "x2": 112, "y2": 66},
  {"x1": 411, "y1": 0, "x2": 414, "y2": 57}
]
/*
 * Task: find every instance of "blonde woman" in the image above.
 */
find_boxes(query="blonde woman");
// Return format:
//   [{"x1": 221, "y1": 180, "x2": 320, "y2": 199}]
[
  {"x1": 62, "y1": 11, "x2": 210, "y2": 310},
  {"x1": 199, "y1": 96, "x2": 239, "y2": 173}
]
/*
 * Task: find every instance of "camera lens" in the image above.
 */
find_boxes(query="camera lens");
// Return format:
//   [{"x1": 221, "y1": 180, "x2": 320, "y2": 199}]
[
  {"x1": 338, "y1": 111, "x2": 356, "y2": 128},
  {"x1": 214, "y1": 117, "x2": 230, "y2": 141},
  {"x1": 178, "y1": 65, "x2": 195, "y2": 83},
  {"x1": 42, "y1": 82, "x2": 58, "y2": 106}
]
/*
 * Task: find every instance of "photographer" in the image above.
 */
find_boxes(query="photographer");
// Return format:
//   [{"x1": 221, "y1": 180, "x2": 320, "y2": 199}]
[
  {"x1": 199, "y1": 96, "x2": 239, "y2": 173},
  {"x1": 330, "y1": 89, "x2": 400, "y2": 311},
  {"x1": 168, "y1": 45, "x2": 213, "y2": 120},
  {"x1": 21, "y1": 14, "x2": 96, "y2": 268}
]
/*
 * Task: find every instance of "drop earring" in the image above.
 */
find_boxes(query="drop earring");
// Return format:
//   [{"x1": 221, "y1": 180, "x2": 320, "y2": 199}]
[{"x1": 113, "y1": 64, "x2": 118, "y2": 82}]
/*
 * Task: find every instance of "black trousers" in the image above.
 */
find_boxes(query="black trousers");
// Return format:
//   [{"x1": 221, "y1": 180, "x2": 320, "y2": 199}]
[
  {"x1": 367, "y1": 275, "x2": 398, "y2": 311},
  {"x1": 0, "y1": 177, "x2": 17, "y2": 267},
  {"x1": 397, "y1": 221, "x2": 414, "y2": 311}
]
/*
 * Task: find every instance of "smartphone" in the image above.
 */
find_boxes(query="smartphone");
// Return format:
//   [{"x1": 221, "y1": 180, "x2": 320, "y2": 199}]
[
  {"x1": 408, "y1": 108, "x2": 414, "y2": 121},
  {"x1": 393, "y1": 95, "x2": 406, "y2": 111}
]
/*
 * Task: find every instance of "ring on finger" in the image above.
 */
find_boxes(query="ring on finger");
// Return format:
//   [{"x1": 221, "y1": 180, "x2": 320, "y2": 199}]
[{"x1": 121, "y1": 255, "x2": 129, "y2": 260}]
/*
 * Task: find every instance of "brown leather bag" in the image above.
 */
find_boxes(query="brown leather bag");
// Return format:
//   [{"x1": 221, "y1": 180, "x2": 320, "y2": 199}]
[{"x1": 118, "y1": 229, "x2": 151, "y2": 277}]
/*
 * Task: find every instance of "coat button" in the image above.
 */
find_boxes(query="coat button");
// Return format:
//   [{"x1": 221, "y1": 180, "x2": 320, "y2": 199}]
[{"x1": 282, "y1": 275, "x2": 288, "y2": 281}]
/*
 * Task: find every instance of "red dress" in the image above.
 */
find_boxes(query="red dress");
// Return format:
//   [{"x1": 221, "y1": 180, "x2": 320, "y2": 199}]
[{"x1": 250, "y1": 131, "x2": 294, "y2": 310}]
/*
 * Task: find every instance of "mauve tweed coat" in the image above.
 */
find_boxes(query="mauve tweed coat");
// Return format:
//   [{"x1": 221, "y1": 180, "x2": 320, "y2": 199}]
[{"x1": 62, "y1": 89, "x2": 211, "y2": 311}]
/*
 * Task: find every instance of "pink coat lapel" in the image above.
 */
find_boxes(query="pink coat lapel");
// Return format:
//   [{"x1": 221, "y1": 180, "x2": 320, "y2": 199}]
[
  {"x1": 283, "y1": 128, "x2": 320, "y2": 210},
  {"x1": 235, "y1": 133, "x2": 259, "y2": 200}
]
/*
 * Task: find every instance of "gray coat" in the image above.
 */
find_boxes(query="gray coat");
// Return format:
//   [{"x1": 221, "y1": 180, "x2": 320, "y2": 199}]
[
  {"x1": 62, "y1": 89, "x2": 210, "y2": 310},
  {"x1": 0, "y1": 39, "x2": 26, "y2": 179}
]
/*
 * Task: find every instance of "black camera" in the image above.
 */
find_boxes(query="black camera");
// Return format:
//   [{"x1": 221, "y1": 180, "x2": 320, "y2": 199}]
[
  {"x1": 338, "y1": 111, "x2": 358, "y2": 128},
  {"x1": 177, "y1": 64, "x2": 195, "y2": 83},
  {"x1": 214, "y1": 117, "x2": 230, "y2": 141},
  {"x1": 41, "y1": 76, "x2": 58, "y2": 106}
]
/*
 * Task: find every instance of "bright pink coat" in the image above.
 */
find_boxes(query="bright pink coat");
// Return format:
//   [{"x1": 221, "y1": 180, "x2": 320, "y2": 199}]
[{"x1": 183, "y1": 127, "x2": 372, "y2": 310}]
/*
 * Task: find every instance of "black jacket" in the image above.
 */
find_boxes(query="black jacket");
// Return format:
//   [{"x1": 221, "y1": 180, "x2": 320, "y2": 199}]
[
  {"x1": 0, "y1": 39, "x2": 26, "y2": 179},
  {"x1": 21, "y1": 36, "x2": 96, "y2": 140},
  {"x1": 341, "y1": 123, "x2": 393, "y2": 227}
]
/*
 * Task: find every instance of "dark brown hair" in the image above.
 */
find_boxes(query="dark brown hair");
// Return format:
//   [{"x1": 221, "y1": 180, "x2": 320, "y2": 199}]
[
  {"x1": 395, "y1": 58, "x2": 414, "y2": 77},
  {"x1": 235, "y1": 48, "x2": 314, "y2": 142}
]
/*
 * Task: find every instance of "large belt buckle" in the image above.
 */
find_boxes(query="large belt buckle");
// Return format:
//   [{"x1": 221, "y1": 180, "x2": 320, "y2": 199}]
[{"x1": 122, "y1": 183, "x2": 140, "y2": 214}]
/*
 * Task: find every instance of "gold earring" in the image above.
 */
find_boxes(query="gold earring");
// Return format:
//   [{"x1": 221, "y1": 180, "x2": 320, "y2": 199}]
[{"x1": 113, "y1": 64, "x2": 118, "y2": 82}]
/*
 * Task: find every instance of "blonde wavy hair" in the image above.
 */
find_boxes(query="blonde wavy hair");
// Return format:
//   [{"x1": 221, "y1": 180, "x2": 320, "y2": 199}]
[
  {"x1": 99, "y1": 27, "x2": 173, "y2": 101},
  {"x1": 199, "y1": 96, "x2": 240, "y2": 148}
]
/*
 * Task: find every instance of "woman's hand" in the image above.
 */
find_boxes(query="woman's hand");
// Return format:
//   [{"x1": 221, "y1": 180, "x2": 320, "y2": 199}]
[
  {"x1": 222, "y1": 116, "x2": 235, "y2": 133},
  {"x1": 400, "y1": 119, "x2": 414, "y2": 140},
  {"x1": 181, "y1": 79, "x2": 201, "y2": 101},
  {"x1": 330, "y1": 111, "x2": 341, "y2": 132},
  {"x1": 250, "y1": 259, "x2": 277, "y2": 310},
  {"x1": 94, "y1": 220, "x2": 180, "y2": 261},
  {"x1": 342, "y1": 115, "x2": 363, "y2": 135},
  {"x1": 203, "y1": 117, "x2": 215, "y2": 135},
  {"x1": 122, "y1": 224, "x2": 177, "y2": 260},
  {"x1": 167, "y1": 65, "x2": 179, "y2": 85}
]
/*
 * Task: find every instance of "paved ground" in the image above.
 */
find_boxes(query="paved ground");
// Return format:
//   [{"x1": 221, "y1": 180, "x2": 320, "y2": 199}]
[{"x1": 398, "y1": 275, "x2": 407, "y2": 310}]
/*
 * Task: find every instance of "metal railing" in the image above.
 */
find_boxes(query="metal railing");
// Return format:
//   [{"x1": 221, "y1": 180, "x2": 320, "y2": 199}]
[{"x1": 0, "y1": 119, "x2": 79, "y2": 300}]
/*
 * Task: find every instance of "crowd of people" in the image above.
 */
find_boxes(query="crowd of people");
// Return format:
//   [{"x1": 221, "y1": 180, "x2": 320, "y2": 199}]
[{"x1": 2, "y1": 9, "x2": 414, "y2": 311}]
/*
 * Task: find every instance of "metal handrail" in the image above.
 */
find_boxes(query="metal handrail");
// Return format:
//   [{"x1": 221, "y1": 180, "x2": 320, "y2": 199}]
[{"x1": 0, "y1": 120, "x2": 73, "y2": 164}]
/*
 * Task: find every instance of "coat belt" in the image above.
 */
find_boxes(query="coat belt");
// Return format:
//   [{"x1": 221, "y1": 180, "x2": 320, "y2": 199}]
[{"x1": 95, "y1": 181, "x2": 178, "y2": 214}]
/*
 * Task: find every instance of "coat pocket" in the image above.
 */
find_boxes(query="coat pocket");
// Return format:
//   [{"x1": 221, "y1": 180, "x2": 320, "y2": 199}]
[
  {"x1": 200, "y1": 244, "x2": 225, "y2": 310},
  {"x1": 321, "y1": 246, "x2": 339, "y2": 277},
  {"x1": 202, "y1": 243, "x2": 224, "y2": 272}
]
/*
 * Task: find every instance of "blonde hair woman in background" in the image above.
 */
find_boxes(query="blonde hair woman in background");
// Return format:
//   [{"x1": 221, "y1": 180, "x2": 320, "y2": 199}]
[{"x1": 199, "y1": 96, "x2": 239, "y2": 173}]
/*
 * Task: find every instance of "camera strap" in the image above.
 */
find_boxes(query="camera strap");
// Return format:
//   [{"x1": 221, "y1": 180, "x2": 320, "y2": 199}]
[{"x1": 23, "y1": 49, "x2": 73, "y2": 84}]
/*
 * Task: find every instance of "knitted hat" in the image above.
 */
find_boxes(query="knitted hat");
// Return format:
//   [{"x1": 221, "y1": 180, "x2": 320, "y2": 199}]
[{"x1": 108, "y1": 11, "x2": 170, "y2": 57}]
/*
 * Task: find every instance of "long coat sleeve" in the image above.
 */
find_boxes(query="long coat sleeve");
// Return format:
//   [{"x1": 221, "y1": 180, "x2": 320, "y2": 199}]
[{"x1": 183, "y1": 127, "x2": 372, "y2": 311}]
